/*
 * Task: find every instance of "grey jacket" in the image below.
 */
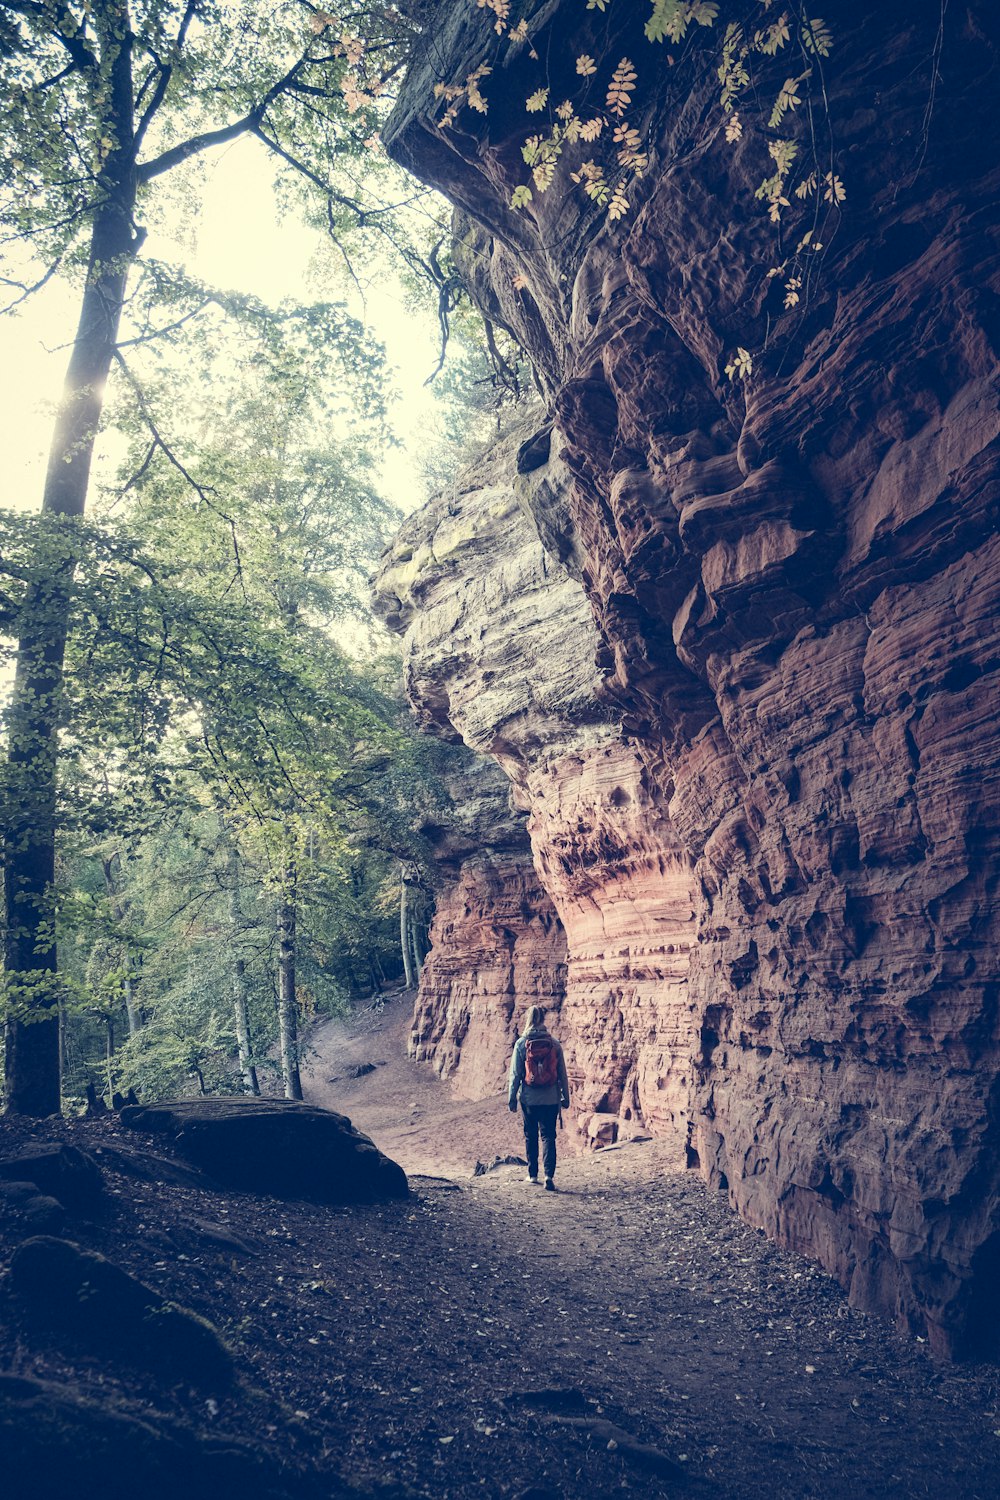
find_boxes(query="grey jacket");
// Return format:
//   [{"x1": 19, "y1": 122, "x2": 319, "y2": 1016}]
[{"x1": 508, "y1": 1027, "x2": 570, "y2": 1109}]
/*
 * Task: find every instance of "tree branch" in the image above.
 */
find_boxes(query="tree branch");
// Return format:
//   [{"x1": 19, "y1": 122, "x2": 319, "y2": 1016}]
[
  {"x1": 136, "y1": 109, "x2": 263, "y2": 183},
  {"x1": 34, "y1": 59, "x2": 77, "y2": 90},
  {"x1": 133, "y1": 0, "x2": 199, "y2": 155},
  {"x1": 0, "y1": 0, "x2": 97, "y2": 70},
  {"x1": 111, "y1": 349, "x2": 248, "y2": 604},
  {"x1": 0, "y1": 254, "x2": 65, "y2": 316},
  {"x1": 137, "y1": 48, "x2": 314, "y2": 183},
  {"x1": 115, "y1": 297, "x2": 211, "y2": 348}
]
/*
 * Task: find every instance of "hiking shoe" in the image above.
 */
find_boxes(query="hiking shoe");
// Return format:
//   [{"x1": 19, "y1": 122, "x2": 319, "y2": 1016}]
[
  {"x1": 544, "y1": 1178, "x2": 555, "y2": 1192},
  {"x1": 525, "y1": 1174, "x2": 539, "y2": 1184}
]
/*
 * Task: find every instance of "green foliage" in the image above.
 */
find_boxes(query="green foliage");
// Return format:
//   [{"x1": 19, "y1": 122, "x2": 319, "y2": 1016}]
[
  {"x1": 1, "y1": 310, "x2": 453, "y2": 1106},
  {"x1": 0, "y1": 0, "x2": 418, "y2": 303},
  {"x1": 646, "y1": 1, "x2": 719, "y2": 46},
  {"x1": 432, "y1": 0, "x2": 848, "y2": 380},
  {"x1": 0, "y1": 1, "x2": 508, "y2": 1119}
]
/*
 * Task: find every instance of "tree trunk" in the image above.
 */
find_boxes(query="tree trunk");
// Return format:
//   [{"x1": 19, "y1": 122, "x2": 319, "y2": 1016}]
[
  {"x1": 227, "y1": 846, "x2": 259, "y2": 1095},
  {"x1": 277, "y1": 857, "x2": 302, "y2": 1100},
  {"x1": 3, "y1": 9, "x2": 138, "y2": 1115},
  {"x1": 233, "y1": 956, "x2": 260, "y2": 1096},
  {"x1": 105, "y1": 1016, "x2": 115, "y2": 1103},
  {"x1": 103, "y1": 854, "x2": 143, "y2": 1037},
  {"x1": 122, "y1": 975, "x2": 143, "y2": 1039},
  {"x1": 408, "y1": 909, "x2": 423, "y2": 979},
  {"x1": 400, "y1": 867, "x2": 416, "y2": 989},
  {"x1": 58, "y1": 998, "x2": 68, "y2": 1084}
]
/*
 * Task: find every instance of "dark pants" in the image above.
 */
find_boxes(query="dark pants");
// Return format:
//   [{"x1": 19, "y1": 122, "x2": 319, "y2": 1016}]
[{"x1": 522, "y1": 1102, "x2": 558, "y2": 1180}]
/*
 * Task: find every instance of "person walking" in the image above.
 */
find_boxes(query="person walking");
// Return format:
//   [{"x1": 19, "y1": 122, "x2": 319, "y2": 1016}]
[{"x1": 507, "y1": 1005, "x2": 570, "y2": 1191}]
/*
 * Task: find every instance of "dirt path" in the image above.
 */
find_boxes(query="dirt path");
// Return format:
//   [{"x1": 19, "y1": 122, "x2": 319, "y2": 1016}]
[
  {"x1": 300, "y1": 989, "x2": 584, "y2": 1178},
  {"x1": 3, "y1": 997, "x2": 997, "y2": 1499},
  {"x1": 293, "y1": 995, "x2": 1000, "y2": 1500}
]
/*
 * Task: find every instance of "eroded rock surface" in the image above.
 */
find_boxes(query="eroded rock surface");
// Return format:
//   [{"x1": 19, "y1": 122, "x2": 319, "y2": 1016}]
[
  {"x1": 391, "y1": 653, "x2": 569, "y2": 1099},
  {"x1": 378, "y1": 0, "x2": 1000, "y2": 1352},
  {"x1": 376, "y1": 423, "x2": 695, "y2": 1143}
]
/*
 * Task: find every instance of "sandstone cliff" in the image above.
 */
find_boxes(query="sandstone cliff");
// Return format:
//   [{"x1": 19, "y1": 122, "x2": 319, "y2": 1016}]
[
  {"x1": 376, "y1": 423, "x2": 697, "y2": 1143},
  {"x1": 376, "y1": 0, "x2": 1000, "y2": 1355}
]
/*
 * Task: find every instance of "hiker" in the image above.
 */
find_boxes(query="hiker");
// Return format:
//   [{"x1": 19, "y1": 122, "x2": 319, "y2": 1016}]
[{"x1": 507, "y1": 1005, "x2": 570, "y2": 1191}]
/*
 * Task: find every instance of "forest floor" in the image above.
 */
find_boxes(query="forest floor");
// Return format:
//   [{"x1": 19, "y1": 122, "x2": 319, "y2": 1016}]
[{"x1": 2, "y1": 990, "x2": 999, "y2": 1500}]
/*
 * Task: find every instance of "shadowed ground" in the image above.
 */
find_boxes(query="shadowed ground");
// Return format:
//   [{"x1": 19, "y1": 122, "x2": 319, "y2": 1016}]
[
  {"x1": 1, "y1": 993, "x2": 997, "y2": 1498},
  {"x1": 296, "y1": 993, "x2": 1000, "y2": 1498}
]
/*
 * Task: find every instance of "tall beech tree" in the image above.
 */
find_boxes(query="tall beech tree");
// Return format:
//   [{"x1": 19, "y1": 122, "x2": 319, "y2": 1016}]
[{"x1": 0, "y1": 0, "x2": 413, "y2": 1113}]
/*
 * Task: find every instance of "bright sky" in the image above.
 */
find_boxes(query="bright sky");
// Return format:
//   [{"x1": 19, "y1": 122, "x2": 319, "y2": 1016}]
[{"x1": 0, "y1": 135, "x2": 448, "y2": 519}]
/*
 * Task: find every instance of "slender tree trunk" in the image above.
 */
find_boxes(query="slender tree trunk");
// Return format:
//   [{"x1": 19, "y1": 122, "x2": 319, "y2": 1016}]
[
  {"x1": 227, "y1": 846, "x2": 259, "y2": 1095},
  {"x1": 277, "y1": 857, "x2": 302, "y2": 1100},
  {"x1": 400, "y1": 867, "x2": 416, "y2": 989},
  {"x1": 410, "y1": 922, "x2": 422, "y2": 979},
  {"x1": 3, "y1": 9, "x2": 139, "y2": 1115},
  {"x1": 408, "y1": 908, "x2": 423, "y2": 978},
  {"x1": 122, "y1": 975, "x2": 142, "y2": 1039},
  {"x1": 105, "y1": 1016, "x2": 115, "y2": 1102},
  {"x1": 400, "y1": 862, "x2": 425, "y2": 986},
  {"x1": 58, "y1": 998, "x2": 69, "y2": 1084},
  {"x1": 103, "y1": 854, "x2": 143, "y2": 1037},
  {"x1": 233, "y1": 956, "x2": 260, "y2": 1096}
]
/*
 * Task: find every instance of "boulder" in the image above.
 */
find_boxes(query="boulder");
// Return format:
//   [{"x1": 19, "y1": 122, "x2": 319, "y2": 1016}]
[
  {"x1": 0, "y1": 1181, "x2": 66, "y2": 1234},
  {"x1": 10, "y1": 1236, "x2": 233, "y2": 1390},
  {"x1": 587, "y1": 1114, "x2": 620, "y2": 1149},
  {"x1": 92, "y1": 1139, "x2": 211, "y2": 1189},
  {"x1": 120, "y1": 1097, "x2": 409, "y2": 1203},
  {"x1": 0, "y1": 1141, "x2": 103, "y2": 1211},
  {"x1": 474, "y1": 1154, "x2": 528, "y2": 1176},
  {"x1": 348, "y1": 1062, "x2": 379, "y2": 1078}
]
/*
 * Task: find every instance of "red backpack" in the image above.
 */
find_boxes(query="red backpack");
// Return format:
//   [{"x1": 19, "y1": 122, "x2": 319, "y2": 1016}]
[{"x1": 523, "y1": 1035, "x2": 558, "y2": 1088}]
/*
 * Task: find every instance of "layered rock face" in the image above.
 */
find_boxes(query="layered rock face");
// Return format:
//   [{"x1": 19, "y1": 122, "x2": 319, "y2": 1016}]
[
  {"x1": 376, "y1": 428, "x2": 697, "y2": 1134},
  {"x1": 411, "y1": 750, "x2": 568, "y2": 1101},
  {"x1": 380, "y1": 1, "x2": 1000, "y2": 1353},
  {"x1": 376, "y1": 492, "x2": 568, "y2": 1098}
]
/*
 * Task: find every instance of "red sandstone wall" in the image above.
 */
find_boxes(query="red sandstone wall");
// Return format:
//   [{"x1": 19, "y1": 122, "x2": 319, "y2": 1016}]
[
  {"x1": 411, "y1": 855, "x2": 566, "y2": 1098},
  {"x1": 376, "y1": 427, "x2": 696, "y2": 1141},
  {"x1": 524, "y1": 741, "x2": 696, "y2": 1151},
  {"x1": 378, "y1": 0, "x2": 1000, "y2": 1353}
]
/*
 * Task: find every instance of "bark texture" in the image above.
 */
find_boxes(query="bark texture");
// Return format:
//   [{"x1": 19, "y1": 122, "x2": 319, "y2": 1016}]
[
  {"x1": 228, "y1": 854, "x2": 259, "y2": 1097},
  {"x1": 277, "y1": 861, "x2": 303, "y2": 1102},
  {"x1": 378, "y1": 1, "x2": 1000, "y2": 1353}
]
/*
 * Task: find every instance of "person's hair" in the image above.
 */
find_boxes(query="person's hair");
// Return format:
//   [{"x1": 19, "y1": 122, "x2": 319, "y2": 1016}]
[{"x1": 522, "y1": 1005, "x2": 546, "y2": 1035}]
